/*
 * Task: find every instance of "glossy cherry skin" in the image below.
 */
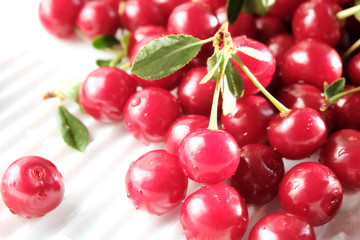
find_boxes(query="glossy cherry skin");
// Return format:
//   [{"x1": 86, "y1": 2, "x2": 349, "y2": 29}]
[
  {"x1": 232, "y1": 36, "x2": 276, "y2": 96},
  {"x1": 266, "y1": 33, "x2": 296, "y2": 67},
  {"x1": 249, "y1": 212, "x2": 316, "y2": 240},
  {"x1": 125, "y1": 150, "x2": 188, "y2": 215},
  {"x1": 254, "y1": 16, "x2": 287, "y2": 43},
  {"x1": 347, "y1": 52, "x2": 360, "y2": 85},
  {"x1": 220, "y1": 95, "x2": 276, "y2": 147},
  {"x1": 38, "y1": 0, "x2": 84, "y2": 38},
  {"x1": 276, "y1": 83, "x2": 336, "y2": 131},
  {"x1": 177, "y1": 67, "x2": 217, "y2": 116},
  {"x1": 229, "y1": 144, "x2": 284, "y2": 205},
  {"x1": 123, "y1": 87, "x2": 182, "y2": 145},
  {"x1": 215, "y1": 6, "x2": 257, "y2": 38},
  {"x1": 76, "y1": 1, "x2": 120, "y2": 39},
  {"x1": 267, "y1": 107, "x2": 327, "y2": 160},
  {"x1": 119, "y1": 0, "x2": 166, "y2": 32},
  {"x1": 280, "y1": 39, "x2": 343, "y2": 89},
  {"x1": 320, "y1": 129, "x2": 360, "y2": 189},
  {"x1": 152, "y1": 0, "x2": 190, "y2": 18},
  {"x1": 167, "y1": 2, "x2": 219, "y2": 39},
  {"x1": 199, "y1": 0, "x2": 227, "y2": 11},
  {"x1": 277, "y1": 162, "x2": 343, "y2": 226},
  {"x1": 292, "y1": 1, "x2": 343, "y2": 47},
  {"x1": 1, "y1": 156, "x2": 64, "y2": 218},
  {"x1": 180, "y1": 184, "x2": 248, "y2": 240},
  {"x1": 79, "y1": 67, "x2": 137, "y2": 122},
  {"x1": 333, "y1": 86, "x2": 360, "y2": 131},
  {"x1": 268, "y1": 0, "x2": 307, "y2": 20},
  {"x1": 165, "y1": 114, "x2": 209, "y2": 156},
  {"x1": 178, "y1": 128, "x2": 240, "y2": 184}
]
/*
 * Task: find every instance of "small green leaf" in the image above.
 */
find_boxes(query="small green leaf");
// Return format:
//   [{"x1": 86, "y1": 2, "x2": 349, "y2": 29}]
[
  {"x1": 201, "y1": 53, "x2": 223, "y2": 84},
  {"x1": 92, "y1": 35, "x2": 120, "y2": 50},
  {"x1": 324, "y1": 78, "x2": 346, "y2": 100},
  {"x1": 60, "y1": 82, "x2": 81, "y2": 103},
  {"x1": 96, "y1": 57, "x2": 123, "y2": 67},
  {"x1": 243, "y1": 0, "x2": 275, "y2": 15},
  {"x1": 227, "y1": 0, "x2": 245, "y2": 24},
  {"x1": 56, "y1": 105, "x2": 90, "y2": 152},
  {"x1": 131, "y1": 34, "x2": 204, "y2": 80},
  {"x1": 225, "y1": 60, "x2": 244, "y2": 99}
]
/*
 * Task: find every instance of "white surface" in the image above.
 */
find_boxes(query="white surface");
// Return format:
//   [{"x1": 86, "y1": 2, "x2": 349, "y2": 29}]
[{"x1": 1, "y1": 1, "x2": 360, "y2": 239}]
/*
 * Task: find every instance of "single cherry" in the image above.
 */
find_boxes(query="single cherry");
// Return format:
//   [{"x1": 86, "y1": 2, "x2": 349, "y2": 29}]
[
  {"x1": 268, "y1": 0, "x2": 307, "y2": 20},
  {"x1": 254, "y1": 16, "x2": 288, "y2": 43},
  {"x1": 347, "y1": 52, "x2": 360, "y2": 85},
  {"x1": 266, "y1": 33, "x2": 296, "y2": 67}
]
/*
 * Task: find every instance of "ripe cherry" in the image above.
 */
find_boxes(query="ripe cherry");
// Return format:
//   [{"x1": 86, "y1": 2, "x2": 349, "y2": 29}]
[
  {"x1": 125, "y1": 150, "x2": 188, "y2": 215},
  {"x1": 266, "y1": 33, "x2": 296, "y2": 67},
  {"x1": 277, "y1": 162, "x2": 343, "y2": 226},
  {"x1": 38, "y1": 0, "x2": 84, "y2": 38},
  {"x1": 178, "y1": 128, "x2": 240, "y2": 184},
  {"x1": 180, "y1": 184, "x2": 248, "y2": 240},
  {"x1": 1, "y1": 156, "x2": 65, "y2": 218},
  {"x1": 267, "y1": 107, "x2": 327, "y2": 160},
  {"x1": 228, "y1": 144, "x2": 284, "y2": 205},
  {"x1": 280, "y1": 39, "x2": 343, "y2": 89},
  {"x1": 123, "y1": 87, "x2": 181, "y2": 145},
  {"x1": 249, "y1": 212, "x2": 316, "y2": 240},
  {"x1": 76, "y1": 1, "x2": 120, "y2": 39},
  {"x1": 79, "y1": 67, "x2": 137, "y2": 122},
  {"x1": 198, "y1": 0, "x2": 227, "y2": 11},
  {"x1": 268, "y1": 0, "x2": 307, "y2": 20},
  {"x1": 254, "y1": 16, "x2": 288, "y2": 43},
  {"x1": 220, "y1": 95, "x2": 276, "y2": 147},
  {"x1": 165, "y1": 114, "x2": 209, "y2": 156},
  {"x1": 152, "y1": 0, "x2": 190, "y2": 18},
  {"x1": 320, "y1": 129, "x2": 360, "y2": 189},
  {"x1": 346, "y1": 52, "x2": 360, "y2": 85}
]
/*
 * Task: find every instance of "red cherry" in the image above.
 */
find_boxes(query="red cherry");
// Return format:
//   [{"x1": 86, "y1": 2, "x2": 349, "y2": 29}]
[
  {"x1": 125, "y1": 150, "x2": 188, "y2": 215},
  {"x1": 277, "y1": 162, "x2": 343, "y2": 226},
  {"x1": 178, "y1": 128, "x2": 240, "y2": 184},
  {"x1": 249, "y1": 212, "x2": 316, "y2": 240},
  {"x1": 123, "y1": 87, "x2": 182, "y2": 145},
  {"x1": 266, "y1": 33, "x2": 296, "y2": 67},
  {"x1": 165, "y1": 114, "x2": 209, "y2": 156},
  {"x1": 180, "y1": 184, "x2": 248, "y2": 240},
  {"x1": 268, "y1": 0, "x2": 307, "y2": 20},
  {"x1": 280, "y1": 39, "x2": 343, "y2": 89},
  {"x1": 267, "y1": 107, "x2": 327, "y2": 160},
  {"x1": 152, "y1": 0, "x2": 190, "y2": 18},
  {"x1": 320, "y1": 129, "x2": 360, "y2": 189},
  {"x1": 254, "y1": 16, "x2": 288, "y2": 43},
  {"x1": 229, "y1": 144, "x2": 284, "y2": 205},
  {"x1": 347, "y1": 52, "x2": 360, "y2": 85},
  {"x1": 198, "y1": 0, "x2": 227, "y2": 11},
  {"x1": 1, "y1": 156, "x2": 64, "y2": 218},
  {"x1": 38, "y1": 0, "x2": 84, "y2": 38},
  {"x1": 79, "y1": 67, "x2": 137, "y2": 122},
  {"x1": 220, "y1": 95, "x2": 276, "y2": 147}
]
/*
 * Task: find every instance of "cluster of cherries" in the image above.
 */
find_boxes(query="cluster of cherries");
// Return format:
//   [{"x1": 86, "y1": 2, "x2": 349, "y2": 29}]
[{"x1": 1, "y1": 0, "x2": 360, "y2": 239}]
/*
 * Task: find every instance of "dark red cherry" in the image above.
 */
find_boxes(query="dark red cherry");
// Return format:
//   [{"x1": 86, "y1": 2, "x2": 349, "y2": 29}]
[
  {"x1": 266, "y1": 33, "x2": 296, "y2": 67},
  {"x1": 229, "y1": 144, "x2": 284, "y2": 205},
  {"x1": 152, "y1": 0, "x2": 190, "y2": 18},
  {"x1": 254, "y1": 16, "x2": 288, "y2": 43},
  {"x1": 198, "y1": 0, "x2": 227, "y2": 11},
  {"x1": 347, "y1": 52, "x2": 360, "y2": 85},
  {"x1": 220, "y1": 95, "x2": 276, "y2": 147},
  {"x1": 268, "y1": 0, "x2": 307, "y2": 20}
]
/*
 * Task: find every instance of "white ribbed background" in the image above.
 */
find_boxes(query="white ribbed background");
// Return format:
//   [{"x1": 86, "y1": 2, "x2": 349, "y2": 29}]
[{"x1": 1, "y1": 1, "x2": 360, "y2": 239}]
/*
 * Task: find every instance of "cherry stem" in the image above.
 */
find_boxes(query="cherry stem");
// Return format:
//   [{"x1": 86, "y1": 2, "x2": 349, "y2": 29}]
[
  {"x1": 342, "y1": 38, "x2": 360, "y2": 62},
  {"x1": 231, "y1": 52, "x2": 291, "y2": 116},
  {"x1": 336, "y1": 4, "x2": 360, "y2": 20},
  {"x1": 327, "y1": 86, "x2": 360, "y2": 104},
  {"x1": 74, "y1": 27, "x2": 91, "y2": 44}
]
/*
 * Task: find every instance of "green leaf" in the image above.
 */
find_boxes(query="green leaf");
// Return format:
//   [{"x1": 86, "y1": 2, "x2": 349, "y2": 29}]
[
  {"x1": 201, "y1": 52, "x2": 223, "y2": 84},
  {"x1": 225, "y1": 60, "x2": 244, "y2": 99},
  {"x1": 355, "y1": 0, "x2": 360, "y2": 22},
  {"x1": 324, "y1": 78, "x2": 346, "y2": 100},
  {"x1": 60, "y1": 82, "x2": 81, "y2": 103},
  {"x1": 92, "y1": 35, "x2": 121, "y2": 50},
  {"x1": 96, "y1": 57, "x2": 123, "y2": 67},
  {"x1": 227, "y1": 0, "x2": 245, "y2": 24},
  {"x1": 131, "y1": 34, "x2": 204, "y2": 80},
  {"x1": 243, "y1": 0, "x2": 276, "y2": 15},
  {"x1": 56, "y1": 105, "x2": 90, "y2": 152}
]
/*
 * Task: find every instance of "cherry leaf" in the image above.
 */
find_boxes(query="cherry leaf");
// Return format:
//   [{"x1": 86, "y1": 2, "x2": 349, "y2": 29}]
[
  {"x1": 243, "y1": 0, "x2": 275, "y2": 15},
  {"x1": 225, "y1": 60, "x2": 244, "y2": 99},
  {"x1": 201, "y1": 52, "x2": 222, "y2": 84},
  {"x1": 324, "y1": 78, "x2": 346, "y2": 100},
  {"x1": 56, "y1": 105, "x2": 90, "y2": 152},
  {"x1": 92, "y1": 35, "x2": 121, "y2": 50},
  {"x1": 96, "y1": 58, "x2": 122, "y2": 67},
  {"x1": 236, "y1": 46, "x2": 270, "y2": 61},
  {"x1": 227, "y1": 0, "x2": 245, "y2": 24},
  {"x1": 131, "y1": 34, "x2": 204, "y2": 80}
]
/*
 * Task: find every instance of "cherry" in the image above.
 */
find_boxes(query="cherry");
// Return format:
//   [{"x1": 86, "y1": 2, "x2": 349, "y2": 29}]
[
  {"x1": 1, "y1": 156, "x2": 64, "y2": 218},
  {"x1": 38, "y1": 0, "x2": 84, "y2": 38},
  {"x1": 232, "y1": 36, "x2": 276, "y2": 96},
  {"x1": 79, "y1": 67, "x2": 137, "y2": 122},
  {"x1": 268, "y1": 0, "x2": 307, "y2": 20},
  {"x1": 119, "y1": 0, "x2": 166, "y2": 32},
  {"x1": 198, "y1": 0, "x2": 227, "y2": 12},
  {"x1": 123, "y1": 87, "x2": 182, "y2": 145},
  {"x1": 152, "y1": 0, "x2": 190, "y2": 18},
  {"x1": 220, "y1": 95, "x2": 276, "y2": 147},
  {"x1": 125, "y1": 150, "x2": 188, "y2": 215},
  {"x1": 280, "y1": 39, "x2": 343, "y2": 89},
  {"x1": 248, "y1": 212, "x2": 316, "y2": 240},
  {"x1": 254, "y1": 16, "x2": 288, "y2": 43},
  {"x1": 167, "y1": 1, "x2": 219, "y2": 40},
  {"x1": 180, "y1": 184, "x2": 248, "y2": 240},
  {"x1": 277, "y1": 162, "x2": 343, "y2": 226},
  {"x1": 165, "y1": 114, "x2": 209, "y2": 156},
  {"x1": 320, "y1": 129, "x2": 360, "y2": 189},
  {"x1": 76, "y1": 1, "x2": 120, "y2": 39},
  {"x1": 228, "y1": 143, "x2": 284, "y2": 205},
  {"x1": 267, "y1": 107, "x2": 327, "y2": 160},
  {"x1": 266, "y1": 33, "x2": 296, "y2": 67},
  {"x1": 178, "y1": 128, "x2": 240, "y2": 184},
  {"x1": 177, "y1": 67, "x2": 217, "y2": 116},
  {"x1": 346, "y1": 52, "x2": 360, "y2": 85},
  {"x1": 215, "y1": 6, "x2": 257, "y2": 39},
  {"x1": 292, "y1": 1, "x2": 343, "y2": 47}
]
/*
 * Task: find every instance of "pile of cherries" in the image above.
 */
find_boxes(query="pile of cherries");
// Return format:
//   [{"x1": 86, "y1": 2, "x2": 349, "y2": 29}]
[{"x1": 2, "y1": 0, "x2": 360, "y2": 239}]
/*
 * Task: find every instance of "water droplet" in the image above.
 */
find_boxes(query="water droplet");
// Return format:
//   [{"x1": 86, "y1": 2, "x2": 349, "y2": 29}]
[
  {"x1": 138, "y1": 189, "x2": 143, "y2": 195},
  {"x1": 131, "y1": 97, "x2": 141, "y2": 107},
  {"x1": 338, "y1": 149, "x2": 348, "y2": 158}
]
